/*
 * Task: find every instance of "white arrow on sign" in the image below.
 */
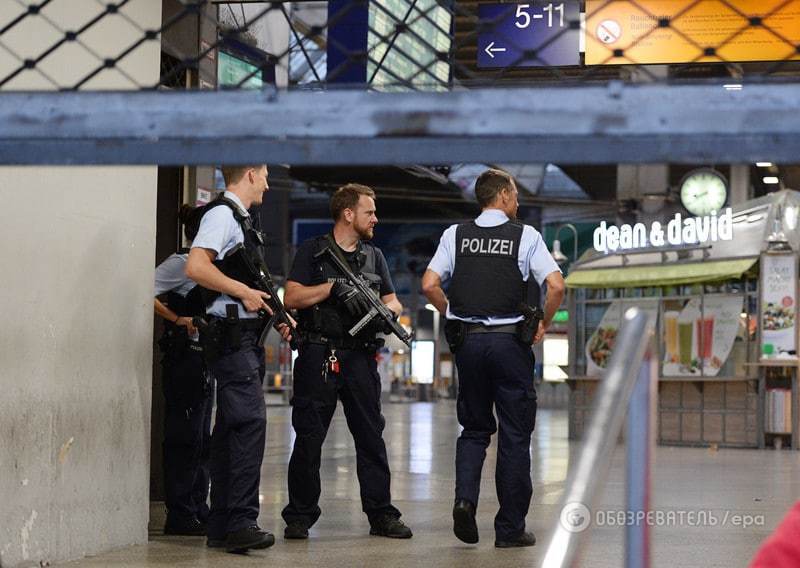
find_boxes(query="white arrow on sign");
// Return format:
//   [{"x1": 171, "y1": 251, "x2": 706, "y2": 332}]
[{"x1": 484, "y1": 41, "x2": 507, "y2": 59}]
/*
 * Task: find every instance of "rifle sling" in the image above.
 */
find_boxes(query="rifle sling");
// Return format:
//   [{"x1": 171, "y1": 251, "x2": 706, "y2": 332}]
[{"x1": 324, "y1": 233, "x2": 359, "y2": 278}]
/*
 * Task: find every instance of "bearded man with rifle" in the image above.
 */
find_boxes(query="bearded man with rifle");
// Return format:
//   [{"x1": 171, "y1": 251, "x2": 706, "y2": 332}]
[{"x1": 279, "y1": 183, "x2": 413, "y2": 542}]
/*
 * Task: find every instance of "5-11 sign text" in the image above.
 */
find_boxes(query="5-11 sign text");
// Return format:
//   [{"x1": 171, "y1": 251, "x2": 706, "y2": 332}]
[
  {"x1": 513, "y1": 3, "x2": 567, "y2": 29},
  {"x1": 477, "y1": 2, "x2": 581, "y2": 68}
]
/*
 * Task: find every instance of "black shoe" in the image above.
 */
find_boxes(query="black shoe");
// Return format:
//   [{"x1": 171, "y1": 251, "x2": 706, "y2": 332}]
[
  {"x1": 495, "y1": 531, "x2": 537, "y2": 548},
  {"x1": 369, "y1": 515, "x2": 413, "y2": 539},
  {"x1": 206, "y1": 538, "x2": 226, "y2": 548},
  {"x1": 164, "y1": 517, "x2": 206, "y2": 536},
  {"x1": 452, "y1": 499, "x2": 478, "y2": 544},
  {"x1": 284, "y1": 521, "x2": 309, "y2": 540},
  {"x1": 196, "y1": 506, "x2": 210, "y2": 526},
  {"x1": 225, "y1": 526, "x2": 275, "y2": 553}
]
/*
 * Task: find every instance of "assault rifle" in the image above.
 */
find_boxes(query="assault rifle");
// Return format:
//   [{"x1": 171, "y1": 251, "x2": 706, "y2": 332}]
[{"x1": 314, "y1": 245, "x2": 412, "y2": 348}]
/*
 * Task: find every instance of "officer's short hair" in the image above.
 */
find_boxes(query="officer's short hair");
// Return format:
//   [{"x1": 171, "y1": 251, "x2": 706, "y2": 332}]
[
  {"x1": 330, "y1": 183, "x2": 376, "y2": 221},
  {"x1": 475, "y1": 169, "x2": 515, "y2": 207},
  {"x1": 221, "y1": 165, "x2": 261, "y2": 187}
]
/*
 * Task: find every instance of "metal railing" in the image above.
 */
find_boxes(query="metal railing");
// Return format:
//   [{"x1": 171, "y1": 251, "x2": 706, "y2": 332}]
[{"x1": 542, "y1": 307, "x2": 657, "y2": 568}]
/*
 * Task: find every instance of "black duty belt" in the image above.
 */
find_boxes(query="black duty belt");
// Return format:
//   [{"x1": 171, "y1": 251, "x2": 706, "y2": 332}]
[
  {"x1": 206, "y1": 316, "x2": 265, "y2": 332},
  {"x1": 239, "y1": 319, "x2": 266, "y2": 331},
  {"x1": 465, "y1": 323, "x2": 519, "y2": 334},
  {"x1": 301, "y1": 331, "x2": 383, "y2": 351}
]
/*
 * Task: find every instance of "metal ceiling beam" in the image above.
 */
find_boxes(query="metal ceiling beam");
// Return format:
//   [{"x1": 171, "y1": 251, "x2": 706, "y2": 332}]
[{"x1": 1, "y1": 82, "x2": 799, "y2": 166}]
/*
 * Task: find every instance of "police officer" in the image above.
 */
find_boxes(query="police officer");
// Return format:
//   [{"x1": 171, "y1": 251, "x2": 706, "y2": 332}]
[
  {"x1": 281, "y1": 183, "x2": 412, "y2": 541},
  {"x1": 185, "y1": 164, "x2": 292, "y2": 553},
  {"x1": 154, "y1": 204, "x2": 211, "y2": 536},
  {"x1": 422, "y1": 168, "x2": 565, "y2": 548}
]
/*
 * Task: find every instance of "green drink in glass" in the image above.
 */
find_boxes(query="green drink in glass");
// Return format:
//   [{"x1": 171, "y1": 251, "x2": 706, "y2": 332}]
[{"x1": 679, "y1": 320, "x2": 693, "y2": 367}]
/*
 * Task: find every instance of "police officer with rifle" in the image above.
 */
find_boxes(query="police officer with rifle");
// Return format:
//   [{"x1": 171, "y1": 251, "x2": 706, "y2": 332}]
[
  {"x1": 186, "y1": 165, "x2": 293, "y2": 554},
  {"x1": 280, "y1": 183, "x2": 413, "y2": 541},
  {"x1": 422, "y1": 169, "x2": 565, "y2": 548}
]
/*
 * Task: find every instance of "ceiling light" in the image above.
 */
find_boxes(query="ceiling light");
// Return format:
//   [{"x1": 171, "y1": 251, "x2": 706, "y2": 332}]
[
  {"x1": 724, "y1": 83, "x2": 742, "y2": 91},
  {"x1": 756, "y1": 162, "x2": 773, "y2": 168},
  {"x1": 763, "y1": 176, "x2": 780, "y2": 184}
]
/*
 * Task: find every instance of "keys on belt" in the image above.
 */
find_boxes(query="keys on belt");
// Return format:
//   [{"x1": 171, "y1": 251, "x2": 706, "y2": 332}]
[{"x1": 322, "y1": 349, "x2": 340, "y2": 382}]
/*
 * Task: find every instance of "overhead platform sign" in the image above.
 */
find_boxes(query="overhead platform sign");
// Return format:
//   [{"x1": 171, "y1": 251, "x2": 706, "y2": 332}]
[
  {"x1": 477, "y1": 2, "x2": 581, "y2": 68},
  {"x1": 585, "y1": 0, "x2": 800, "y2": 65}
]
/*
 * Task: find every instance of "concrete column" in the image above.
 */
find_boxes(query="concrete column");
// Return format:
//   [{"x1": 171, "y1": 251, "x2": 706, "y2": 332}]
[
  {"x1": 0, "y1": 2, "x2": 161, "y2": 566},
  {"x1": 617, "y1": 66, "x2": 670, "y2": 221},
  {"x1": 617, "y1": 164, "x2": 670, "y2": 201},
  {"x1": 729, "y1": 164, "x2": 751, "y2": 206}
]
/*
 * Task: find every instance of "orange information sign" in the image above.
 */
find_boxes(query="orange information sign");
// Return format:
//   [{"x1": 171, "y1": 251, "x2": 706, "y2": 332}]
[{"x1": 585, "y1": 0, "x2": 800, "y2": 65}]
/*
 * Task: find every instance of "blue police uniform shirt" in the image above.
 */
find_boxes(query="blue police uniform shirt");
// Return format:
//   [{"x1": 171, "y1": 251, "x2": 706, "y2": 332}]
[
  {"x1": 190, "y1": 191, "x2": 257, "y2": 319},
  {"x1": 427, "y1": 208, "x2": 561, "y2": 325},
  {"x1": 155, "y1": 253, "x2": 194, "y2": 297},
  {"x1": 154, "y1": 253, "x2": 200, "y2": 341}
]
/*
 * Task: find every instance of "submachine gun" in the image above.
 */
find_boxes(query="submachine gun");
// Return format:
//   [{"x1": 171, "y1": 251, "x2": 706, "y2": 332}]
[
  {"x1": 208, "y1": 242, "x2": 298, "y2": 350},
  {"x1": 314, "y1": 245, "x2": 412, "y2": 348}
]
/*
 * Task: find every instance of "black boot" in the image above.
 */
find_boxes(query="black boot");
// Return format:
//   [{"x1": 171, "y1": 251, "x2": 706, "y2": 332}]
[
  {"x1": 164, "y1": 516, "x2": 206, "y2": 536},
  {"x1": 369, "y1": 515, "x2": 413, "y2": 539},
  {"x1": 225, "y1": 526, "x2": 275, "y2": 553},
  {"x1": 284, "y1": 521, "x2": 309, "y2": 540},
  {"x1": 495, "y1": 531, "x2": 537, "y2": 548},
  {"x1": 452, "y1": 499, "x2": 478, "y2": 544}
]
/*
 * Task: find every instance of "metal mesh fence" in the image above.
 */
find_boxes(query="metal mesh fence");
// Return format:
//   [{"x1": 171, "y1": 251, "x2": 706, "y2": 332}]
[
  {"x1": 0, "y1": 0, "x2": 799, "y2": 93},
  {"x1": 1, "y1": 1, "x2": 799, "y2": 167}
]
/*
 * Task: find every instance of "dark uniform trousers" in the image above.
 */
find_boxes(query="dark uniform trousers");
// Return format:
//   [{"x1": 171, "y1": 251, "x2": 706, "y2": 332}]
[
  {"x1": 282, "y1": 343, "x2": 400, "y2": 527},
  {"x1": 454, "y1": 332, "x2": 537, "y2": 541},
  {"x1": 162, "y1": 345, "x2": 212, "y2": 524},
  {"x1": 207, "y1": 331, "x2": 267, "y2": 539}
]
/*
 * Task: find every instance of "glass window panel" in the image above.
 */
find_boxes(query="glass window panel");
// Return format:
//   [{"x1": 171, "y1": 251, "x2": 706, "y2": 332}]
[
  {"x1": 662, "y1": 285, "x2": 679, "y2": 297},
  {"x1": 724, "y1": 311, "x2": 749, "y2": 378},
  {"x1": 728, "y1": 279, "x2": 745, "y2": 294}
]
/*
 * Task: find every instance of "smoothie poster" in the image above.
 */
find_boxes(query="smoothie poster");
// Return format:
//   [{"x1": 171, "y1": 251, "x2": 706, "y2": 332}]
[
  {"x1": 761, "y1": 253, "x2": 797, "y2": 358},
  {"x1": 662, "y1": 296, "x2": 743, "y2": 377},
  {"x1": 586, "y1": 299, "x2": 659, "y2": 377}
]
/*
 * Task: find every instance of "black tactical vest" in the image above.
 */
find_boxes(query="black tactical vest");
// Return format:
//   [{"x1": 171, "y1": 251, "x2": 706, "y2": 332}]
[
  {"x1": 200, "y1": 196, "x2": 268, "y2": 308},
  {"x1": 448, "y1": 220, "x2": 526, "y2": 318},
  {"x1": 165, "y1": 283, "x2": 206, "y2": 321},
  {"x1": 298, "y1": 235, "x2": 383, "y2": 340}
]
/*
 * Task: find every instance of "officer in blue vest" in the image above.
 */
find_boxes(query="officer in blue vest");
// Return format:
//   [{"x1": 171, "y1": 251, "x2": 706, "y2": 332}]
[
  {"x1": 186, "y1": 165, "x2": 292, "y2": 554},
  {"x1": 422, "y1": 168, "x2": 565, "y2": 548},
  {"x1": 154, "y1": 204, "x2": 211, "y2": 536}
]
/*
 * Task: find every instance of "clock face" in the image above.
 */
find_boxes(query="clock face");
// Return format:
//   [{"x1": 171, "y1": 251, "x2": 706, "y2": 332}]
[{"x1": 680, "y1": 170, "x2": 728, "y2": 216}]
